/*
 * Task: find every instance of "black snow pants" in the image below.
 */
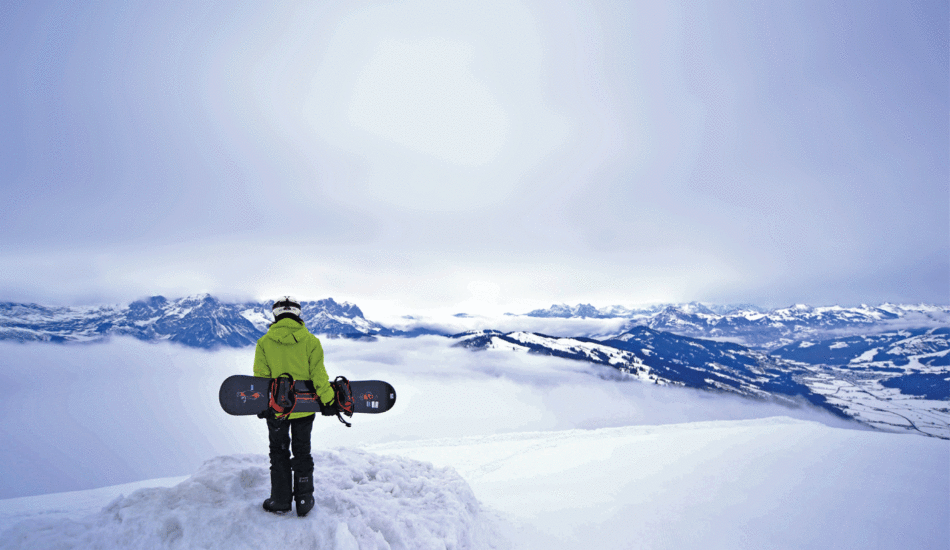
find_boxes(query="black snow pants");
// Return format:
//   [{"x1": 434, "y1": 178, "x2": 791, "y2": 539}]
[{"x1": 266, "y1": 414, "x2": 315, "y2": 505}]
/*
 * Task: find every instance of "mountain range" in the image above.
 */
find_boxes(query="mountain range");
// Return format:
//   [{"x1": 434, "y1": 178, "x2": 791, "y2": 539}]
[
  {"x1": 4, "y1": 295, "x2": 946, "y2": 350},
  {"x1": 0, "y1": 294, "x2": 428, "y2": 347},
  {"x1": 2, "y1": 294, "x2": 947, "y2": 439},
  {"x1": 525, "y1": 302, "x2": 950, "y2": 349}
]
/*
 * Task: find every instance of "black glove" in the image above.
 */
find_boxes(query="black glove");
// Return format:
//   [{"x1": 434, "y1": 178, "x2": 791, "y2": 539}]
[
  {"x1": 257, "y1": 409, "x2": 275, "y2": 420},
  {"x1": 321, "y1": 399, "x2": 337, "y2": 416}
]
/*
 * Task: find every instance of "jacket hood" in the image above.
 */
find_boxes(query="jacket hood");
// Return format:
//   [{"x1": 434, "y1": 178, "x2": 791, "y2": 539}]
[{"x1": 265, "y1": 317, "x2": 310, "y2": 345}]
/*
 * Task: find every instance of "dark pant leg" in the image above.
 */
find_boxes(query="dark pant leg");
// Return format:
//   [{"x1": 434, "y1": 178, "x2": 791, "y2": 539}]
[
  {"x1": 289, "y1": 414, "x2": 315, "y2": 513},
  {"x1": 266, "y1": 417, "x2": 293, "y2": 505},
  {"x1": 267, "y1": 417, "x2": 292, "y2": 470},
  {"x1": 289, "y1": 414, "x2": 315, "y2": 475}
]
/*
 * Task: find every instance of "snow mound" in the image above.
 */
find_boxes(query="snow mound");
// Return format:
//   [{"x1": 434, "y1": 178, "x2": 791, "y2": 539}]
[{"x1": 0, "y1": 450, "x2": 506, "y2": 550}]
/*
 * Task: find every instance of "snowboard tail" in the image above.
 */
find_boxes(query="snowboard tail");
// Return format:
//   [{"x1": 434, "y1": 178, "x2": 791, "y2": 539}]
[{"x1": 219, "y1": 375, "x2": 396, "y2": 416}]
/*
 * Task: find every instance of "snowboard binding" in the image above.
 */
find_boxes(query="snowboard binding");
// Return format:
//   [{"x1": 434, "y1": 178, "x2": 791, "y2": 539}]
[
  {"x1": 257, "y1": 373, "x2": 297, "y2": 420},
  {"x1": 258, "y1": 374, "x2": 355, "y2": 426},
  {"x1": 327, "y1": 376, "x2": 355, "y2": 427}
]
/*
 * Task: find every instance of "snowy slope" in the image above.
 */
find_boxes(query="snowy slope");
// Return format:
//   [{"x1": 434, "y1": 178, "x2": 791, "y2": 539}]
[
  {"x1": 453, "y1": 330, "x2": 659, "y2": 382},
  {"x1": 370, "y1": 418, "x2": 948, "y2": 550},
  {"x1": 772, "y1": 327, "x2": 950, "y2": 372},
  {"x1": 1, "y1": 419, "x2": 946, "y2": 550}
]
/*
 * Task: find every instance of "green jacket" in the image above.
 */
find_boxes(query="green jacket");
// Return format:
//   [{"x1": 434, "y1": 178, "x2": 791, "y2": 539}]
[{"x1": 253, "y1": 318, "x2": 334, "y2": 419}]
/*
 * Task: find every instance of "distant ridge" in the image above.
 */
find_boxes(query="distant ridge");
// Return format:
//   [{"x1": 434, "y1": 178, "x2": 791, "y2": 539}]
[
  {"x1": 522, "y1": 302, "x2": 950, "y2": 349},
  {"x1": 523, "y1": 301, "x2": 764, "y2": 318},
  {"x1": 0, "y1": 294, "x2": 439, "y2": 348},
  {"x1": 3, "y1": 296, "x2": 947, "y2": 350}
]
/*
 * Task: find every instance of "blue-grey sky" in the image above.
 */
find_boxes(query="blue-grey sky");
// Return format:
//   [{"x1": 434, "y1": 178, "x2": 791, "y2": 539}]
[{"x1": 1, "y1": 0, "x2": 947, "y2": 315}]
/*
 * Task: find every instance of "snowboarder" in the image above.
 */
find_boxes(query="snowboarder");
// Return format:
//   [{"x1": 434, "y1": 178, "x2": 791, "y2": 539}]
[{"x1": 253, "y1": 296, "x2": 337, "y2": 517}]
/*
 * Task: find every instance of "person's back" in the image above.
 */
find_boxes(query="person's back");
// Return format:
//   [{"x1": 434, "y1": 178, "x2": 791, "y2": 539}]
[
  {"x1": 254, "y1": 297, "x2": 334, "y2": 516},
  {"x1": 254, "y1": 316, "x2": 335, "y2": 416}
]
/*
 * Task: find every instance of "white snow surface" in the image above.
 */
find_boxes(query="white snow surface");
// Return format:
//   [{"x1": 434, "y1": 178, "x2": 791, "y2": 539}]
[
  {"x1": 1, "y1": 451, "x2": 501, "y2": 550},
  {"x1": 0, "y1": 337, "x2": 947, "y2": 549},
  {"x1": 369, "y1": 418, "x2": 948, "y2": 550}
]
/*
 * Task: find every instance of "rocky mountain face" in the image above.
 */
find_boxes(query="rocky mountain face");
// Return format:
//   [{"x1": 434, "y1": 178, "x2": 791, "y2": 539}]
[{"x1": 0, "y1": 295, "x2": 397, "y2": 347}]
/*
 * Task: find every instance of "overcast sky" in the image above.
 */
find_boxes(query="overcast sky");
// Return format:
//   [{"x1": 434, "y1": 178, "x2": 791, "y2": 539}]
[{"x1": 1, "y1": 0, "x2": 947, "y2": 316}]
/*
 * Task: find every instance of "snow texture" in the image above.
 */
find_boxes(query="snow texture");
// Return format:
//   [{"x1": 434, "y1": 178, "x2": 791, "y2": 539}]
[
  {"x1": 0, "y1": 451, "x2": 504, "y2": 550},
  {"x1": 369, "y1": 418, "x2": 949, "y2": 550}
]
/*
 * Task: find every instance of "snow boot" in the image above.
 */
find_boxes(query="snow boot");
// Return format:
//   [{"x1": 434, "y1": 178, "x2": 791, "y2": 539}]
[
  {"x1": 294, "y1": 472, "x2": 315, "y2": 517},
  {"x1": 263, "y1": 466, "x2": 293, "y2": 514},
  {"x1": 262, "y1": 498, "x2": 292, "y2": 514}
]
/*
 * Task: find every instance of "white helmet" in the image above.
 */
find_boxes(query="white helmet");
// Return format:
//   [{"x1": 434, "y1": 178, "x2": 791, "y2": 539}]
[{"x1": 272, "y1": 296, "x2": 302, "y2": 319}]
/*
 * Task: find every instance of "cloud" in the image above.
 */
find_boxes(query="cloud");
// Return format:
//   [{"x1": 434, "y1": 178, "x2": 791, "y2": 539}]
[
  {"x1": 301, "y1": 0, "x2": 569, "y2": 213},
  {"x1": 348, "y1": 38, "x2": 510, "y2": 166},
  {"x1": 0, "y1": 337, "x2": 861, "y2": 498},
  {"x1": 0, "y1": 0, "x2": 945, "y2": 309}
]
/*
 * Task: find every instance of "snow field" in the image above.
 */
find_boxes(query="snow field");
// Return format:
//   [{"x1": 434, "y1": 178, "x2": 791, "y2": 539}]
[
  {"x1": 0, "y1": 451, "x2": 504, "y2": 550},
  {"x1": 369, "y1": 418, "x2": 950, "y2": 550}
]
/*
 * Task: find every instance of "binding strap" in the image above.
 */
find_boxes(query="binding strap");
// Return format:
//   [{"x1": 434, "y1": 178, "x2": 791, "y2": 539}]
[
  {"x1": 269, "y1": 373, "x2": 297, "y2": 420},
  {"x1": 330, "y1": 376, "x2": 354, "y2": 427}
]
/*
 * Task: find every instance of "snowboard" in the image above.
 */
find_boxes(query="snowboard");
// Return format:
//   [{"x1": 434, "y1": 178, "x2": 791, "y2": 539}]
[{"x1": 219, "y1": 375, "x2": 396, "y2": 417}]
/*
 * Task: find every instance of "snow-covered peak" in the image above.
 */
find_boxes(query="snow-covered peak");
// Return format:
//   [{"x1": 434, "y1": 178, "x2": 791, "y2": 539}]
[{"x1": 0, "y1": 295, "x2": 394, "y2": 347}]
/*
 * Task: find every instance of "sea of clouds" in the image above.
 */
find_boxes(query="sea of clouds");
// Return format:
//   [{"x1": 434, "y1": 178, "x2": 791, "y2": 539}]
[{"x1": 0, "y1": 335, "x2": 864, "y2": 499}]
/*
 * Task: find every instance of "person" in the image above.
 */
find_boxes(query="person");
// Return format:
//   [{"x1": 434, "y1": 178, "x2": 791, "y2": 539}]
[{"x1": 253, "y1": 296, "x2": 336, "y2": 516}]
